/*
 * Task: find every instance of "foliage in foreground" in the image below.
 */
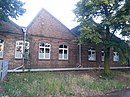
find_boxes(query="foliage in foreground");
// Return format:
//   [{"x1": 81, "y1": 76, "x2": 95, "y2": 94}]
[
  {"x1": 1, "y1": 71, "x2": 130, "y2": 97},
  {"x1": 74, "y1": 0, "x2": 130, "y2": 75},
  {"x1": 0, "y1": 0, "x2": 26, "y2": 21}
]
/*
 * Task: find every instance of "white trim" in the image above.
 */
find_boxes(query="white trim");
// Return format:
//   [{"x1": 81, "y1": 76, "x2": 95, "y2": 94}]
[
  {"x1": 59, "y1": 44, "x2": 68, "y2": 60},
  {"x1": 113, "y1": 52, "x2": 119, "y2": 62},
  {"x1": 15, "y1": 41, "x2": 29, "y2": 59},
  {"x1": 88, "y1": 48, "x2": 96, "y2": 61},
  {"x1": 39, "y1": 42, "x2": 51, "y2": 59},
  {"x1": 0, "y1": 40, "x2": 4, "y2": 58}
]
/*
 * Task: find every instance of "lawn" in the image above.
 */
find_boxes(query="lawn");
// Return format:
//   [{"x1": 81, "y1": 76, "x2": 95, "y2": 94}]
[{"x1": 1, "y1": 70, "x2": 130, "y2": 97}]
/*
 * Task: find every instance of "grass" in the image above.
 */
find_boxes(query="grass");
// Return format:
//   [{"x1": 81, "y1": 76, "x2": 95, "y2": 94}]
[{"x1": 1, "y1": 70, "x2": 130, "y2": 97}]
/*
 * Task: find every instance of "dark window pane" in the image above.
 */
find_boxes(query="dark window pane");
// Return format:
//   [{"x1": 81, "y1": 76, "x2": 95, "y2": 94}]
[
  {"x1": 88, "y1": 51, "x2": 91, "y2": 55},
  {"x1": 101, "y1": 52, "x2": 104, "y2": 56},
  {"x1": 19, "y1": 42, "x2": 23, "y2": 45},
  {"x1": 64, "y1": 50, "x2": 67, "y2": 54},
  {"x1": 40, "y1": 43, "x2": 45, "y2": 47},
  {"x1": 16, "y1": 46, "x2": 22, "y2": 52},
  {"x1": 46, "y1": 45, "x2": 49, "y2": 47},
  {"x1": 92, "y1": 52, "x2": 95, "y2": 54},
  {"x1": 45, "y1": 48, "x2": 49, "y2": 53},
  {"x1": 59, "y1": 45, "x2": 63, "y2": 48},
  {"x1": 64, "y1": 45, "x2": 67, "y2": 48},
  {"x1": 0, "y1": 40, "x2": 4, "y2": 43},
  {"x1": 45, "y1": 43, "x2": 50, "y2": 47},
  {"x1": 40, "y1": 48, "x2": 44, "y2": 53},
  {"x1": 59, "y1": 50, "x2": 63, "y2": 54},
  {"x1": 0, "y1": 45, "x2": 2, "y2": 51},
  {"x1": 25, "y1": 48, "x2": 29, "y2": 53},
  {"x1": 25, "y1": 43, "x2": 28, "y2": 46}
]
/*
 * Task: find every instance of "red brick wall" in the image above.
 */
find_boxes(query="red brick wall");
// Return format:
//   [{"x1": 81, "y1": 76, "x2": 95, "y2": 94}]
[
  {"x1": 28, "y1": 9, "x2": 75, "y2": 40},
  {"x1": 27, "y1": 9, "x2": 78, "y2": 68},
  {"x1": 28, "y1": 36, "x2": 78, "y2": 68},
  {"x1": 80, "y1": 43, "x2": 122, "y2": 68},
  {"x1": 0, "y1": 33, "x2": 24, "y2": 69}
]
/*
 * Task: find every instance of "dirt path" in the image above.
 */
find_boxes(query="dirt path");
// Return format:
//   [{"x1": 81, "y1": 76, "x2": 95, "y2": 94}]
[{"x1": 97, "y1": 89, "x2": 130, "y2": 97}]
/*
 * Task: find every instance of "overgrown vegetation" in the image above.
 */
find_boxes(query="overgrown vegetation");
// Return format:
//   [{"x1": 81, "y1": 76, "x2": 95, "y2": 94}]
[
  {"x1": 74, "y1": 0, "x2": 130, "y2": 76},
  {"x1": 1, "y1": 70, "x2": 130, "y2": 97}
]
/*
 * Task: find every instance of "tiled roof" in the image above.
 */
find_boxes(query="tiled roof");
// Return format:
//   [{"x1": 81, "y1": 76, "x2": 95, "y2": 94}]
[
  {"x1": 0, "y1": 20, "x2": 22, "y2": 33},
  {"x1": 71, "y1": 26, "x2": 80, "y2": 36}
]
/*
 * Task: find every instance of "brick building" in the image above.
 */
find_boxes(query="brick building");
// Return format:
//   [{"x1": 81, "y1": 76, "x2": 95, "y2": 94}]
[{"x1": 0, "y1": 8, "x2": 126, "y2": 70}]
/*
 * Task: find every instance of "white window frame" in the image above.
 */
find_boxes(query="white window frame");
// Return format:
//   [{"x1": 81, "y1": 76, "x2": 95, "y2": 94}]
[
  {"x1": 113, "y1": 52, "x2": 119, "y2": 62},
  {"x1": 59, "y1": 44, "x2": 68, "y2": 60},
  {"x1": 88, "y1": 48, "x2": 96, "y2": 61},
  {"x1": 15, "y1": 41, "x2": 29, "y2": 59},
  {"x1": 39, "y1": 42, "x2": 51, "y2": 59},
  {"x1": 0, "y1": 40, "x2": 4, "y2": 58}
]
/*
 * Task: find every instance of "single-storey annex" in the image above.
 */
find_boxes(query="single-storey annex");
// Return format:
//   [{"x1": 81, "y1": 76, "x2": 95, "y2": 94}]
[{"x1": 0, "y1": 8, "x2": 127, "y2": 70}]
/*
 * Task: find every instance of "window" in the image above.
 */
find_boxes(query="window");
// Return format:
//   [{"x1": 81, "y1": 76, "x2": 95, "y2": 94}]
[
  {"x1": 59, "y1": 44, "x2": 68, "y2": 60},
  {"x1": 15, "y1": 41, "x2": 29, "y2": 59},
  {"x1": 39, "y1": 42, "x2": 51, "y2": 59},
  {"x1": 88, "y1": 48, "x2": 96, "y2": 61},
  {"x1": 113, "y1": 52, "x2": 119, "y2": 62},
  {"x1": 101, "y1": 50, "x2": 105, "y2": 61},
  {"x1": 0, "y1": 40, "x2": 4, "y2": 58}
]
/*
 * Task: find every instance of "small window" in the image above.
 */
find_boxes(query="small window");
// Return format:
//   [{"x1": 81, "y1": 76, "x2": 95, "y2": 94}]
[
  {"x1": 113, "y1": 52, "x2": 119, "y2": 62},
  {"x1": 59, "y1": 44, "x2": 68, "y2": 60},
  {"x1": 0, "y1": 39, "x2": 4, "y2": 58},
  {"x1": 15, "y1": 41, "x2": 29, "y2": 59},
  {"x1": 39, "y1": 42, "x2": 51, "y2": 59},
  {"x1": 88, "y1": 48, "x2": 96, "y2": 61},
  {"x1": 101, "y1": 50, "x2": 105, "y2": 61}
]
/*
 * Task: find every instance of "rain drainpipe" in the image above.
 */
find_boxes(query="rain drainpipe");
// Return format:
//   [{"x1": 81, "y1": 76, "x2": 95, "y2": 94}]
[
  {"x1": 78, "y1": 43, "x2": 82, "y2": 68},
  {"x1": 22, "y1": 27, "x2": 27, "y2": 71}
]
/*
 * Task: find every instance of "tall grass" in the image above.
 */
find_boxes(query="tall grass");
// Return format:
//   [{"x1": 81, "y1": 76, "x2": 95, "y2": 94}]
[
  {"x1": 78, "y1": 80, "x2": 129, "y2": 91},
  {"x1": 1, "y1": 71, "x2": 130, "y2": 97}
]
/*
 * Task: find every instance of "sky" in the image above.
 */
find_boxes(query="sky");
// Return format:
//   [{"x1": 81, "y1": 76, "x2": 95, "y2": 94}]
[{"x1": 12, "y1": 0, "x2": 79, "y2": 29}]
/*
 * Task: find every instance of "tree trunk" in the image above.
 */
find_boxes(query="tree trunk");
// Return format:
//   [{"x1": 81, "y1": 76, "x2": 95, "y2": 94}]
[{"x1": 104, "y1": 47, "x2": 111, "y2": 75}]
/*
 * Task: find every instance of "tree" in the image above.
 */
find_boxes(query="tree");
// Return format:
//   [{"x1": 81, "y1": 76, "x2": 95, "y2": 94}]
[
  {"x1": 74, "y1": 0, "x2": 130, "y2": 76},
  {"x1": 0, "y1": 0, "x2": 26, "y2": 21}
]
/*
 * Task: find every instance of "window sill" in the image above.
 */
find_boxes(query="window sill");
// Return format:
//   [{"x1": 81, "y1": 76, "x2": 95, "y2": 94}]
[
  {"x1": 58, "y1": 59, "x2": 68, "y2": 61},
  {"x1": 38, "y1": 59, "x2": 50, "y2": 61},
  {"x1": 15, "y1": 58, "x2": 23, "y2": 60},
  {"x1": 88, "y1": 60, "x2": 96, "y2": 62}
]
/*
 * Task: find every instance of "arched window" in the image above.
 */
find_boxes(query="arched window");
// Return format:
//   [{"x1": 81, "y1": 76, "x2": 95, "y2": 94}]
[
  {"x1": 39, "y1": 42, "x2": 51, "y2": 59},
  {"x1": 59, "y1": 44, "x2": 68, "y2": 60},
  {"x1": 88, "y1": 48, "x2": 96, "y2": 61},
  {"x1": 0, "y1": 39, "x2": 4, "y2": 58},
  {"x1": 113, "y1": 52, "x2": 119, "y2": 62},
  {"x1": 15, "y1": 41, "x2": 29, "y2": 59}
]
